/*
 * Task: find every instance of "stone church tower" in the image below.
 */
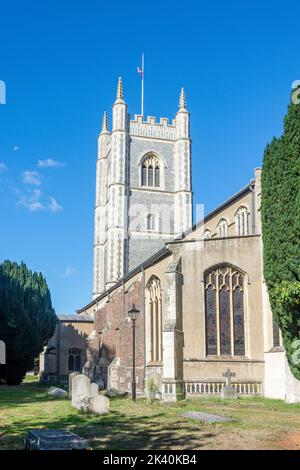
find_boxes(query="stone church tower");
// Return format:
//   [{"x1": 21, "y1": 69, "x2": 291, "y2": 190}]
[{"x1": 93, "y1": 77, "x2": 193, "y2": 298}]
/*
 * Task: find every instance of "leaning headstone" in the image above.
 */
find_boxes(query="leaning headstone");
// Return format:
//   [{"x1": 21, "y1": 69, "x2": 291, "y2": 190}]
[
  {"x1": 72, "y1": 374, "x2": 91, "y2": 410},
  {"x1": 69, "y1": 371, "x2": 80, "y2": 398},
  {"x1": 220, "y1": 368, "x2": 238, "y2": 399},
  {"x1": 90, "y1": 394, "x2": 110, "y2": 415},
  {"x1": 48, "y1": 387, "x2": 68, "y2": 398},
  {"x1": 106, "y1": 387, "x2": 128, "y2": 398},
  {"x1": 71, "y1": 374, "x2": 111, "y2": 415}
]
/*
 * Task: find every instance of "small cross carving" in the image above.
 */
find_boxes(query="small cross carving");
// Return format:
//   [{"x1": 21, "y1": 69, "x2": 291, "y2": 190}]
[{"x1": 223, "y1": 368, "x2": 236, "y2": 387}]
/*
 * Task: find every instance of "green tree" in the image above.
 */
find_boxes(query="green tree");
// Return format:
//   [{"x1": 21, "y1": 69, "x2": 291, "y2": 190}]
[
  {"x1": 261, "y1": 85, "x2": 300, "y2": 379},
  {"x1": 0, "y1": 260, "x2": 57, "y2": 385}
]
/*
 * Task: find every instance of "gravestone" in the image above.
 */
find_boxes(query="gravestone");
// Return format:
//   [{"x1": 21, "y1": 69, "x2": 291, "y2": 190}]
[
  {"x1": 25, "y1": 429, "x2": 90, "y2": 450},
  {"x1": 106, "y1": 387, "x2": 128, "y2": 398},
  {"x1": 48, "y1": 387, "x2": 68, "y2": 398},
  {"x1": 71, "y1": 374, "x2": 110, "y2": 415},
  {"x1": 90, "y1": 394, "x2": 110, "y2": 415},
  {"x1": 220, "y1": 368, "x2": 238, "y2": 399},
  {"x1": 69, "y1": 371, "x2": 80, "y2": 398},
  {"x1": 181, "y1": 412, "x2": 233, "y2": 424},
  {"x1": 77, "y1": 395, "x2": 90, "y2": 413},
  {"x1": 71, "y1": 374, "x2": 91, "y2": 411}
]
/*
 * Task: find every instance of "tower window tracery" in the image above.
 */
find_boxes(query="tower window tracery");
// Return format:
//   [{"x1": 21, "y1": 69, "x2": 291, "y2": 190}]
[{"x1": 141, "y1": 154, "x2": 160, "y2": 188}]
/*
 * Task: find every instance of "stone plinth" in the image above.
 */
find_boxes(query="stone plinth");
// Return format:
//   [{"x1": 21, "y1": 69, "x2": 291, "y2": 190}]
[{"x1": 220, "y1": 386, "x2": 238, "y2": 399}]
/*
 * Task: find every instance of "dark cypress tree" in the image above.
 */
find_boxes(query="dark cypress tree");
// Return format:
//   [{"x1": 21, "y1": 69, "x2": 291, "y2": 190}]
[
  {"x1": 261, "y1": 85, "x2": 300, "y2": 379},
  {"x1": 0, "y1": 260, "x2": 57, "y2": 385}
]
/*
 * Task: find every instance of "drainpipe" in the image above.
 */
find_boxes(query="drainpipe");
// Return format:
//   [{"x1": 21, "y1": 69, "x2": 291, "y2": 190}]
[
  {"x1": 56, "y1": 319, "x2": 61, "y2": 384},
  {"x1": 122, "y1": 281, "x2": 125, "y2": 317},
  {"x1": 141, "y1": 267, "x2": 146, "y2": 392}
]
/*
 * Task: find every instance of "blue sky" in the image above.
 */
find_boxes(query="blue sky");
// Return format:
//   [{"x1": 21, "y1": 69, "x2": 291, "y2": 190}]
[{"x1": 0, "y1": 0, "x2": 299, "y2": 314}]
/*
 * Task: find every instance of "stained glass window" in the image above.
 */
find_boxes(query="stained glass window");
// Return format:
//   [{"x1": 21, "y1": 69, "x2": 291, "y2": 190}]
[
  {"x1": 219, "y1": 286, "x2": 231, "y2": 355},
  {"x1": 205, "y1": 266, "x2": 245, "y2": 356},
  {"x1": 205, "y1": 283, "x2": 217, "y2": 355},
  {"x1": 233, "y1": 278, "x2": 245, "y2": 355}
]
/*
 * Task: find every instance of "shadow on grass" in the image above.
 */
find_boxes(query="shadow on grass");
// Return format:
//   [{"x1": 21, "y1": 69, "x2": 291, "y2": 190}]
[
  {"x1": 0, "y1": 407, "x2": 217, "y2": 450},
  {"x1": 0, "y1": 382, "x2": 217, "y2": 450},
  {"x1": 0, "y1": 382, "x2": 65, "y2": 408},
  {"x1": 6, "y1": 382, "x2": 299, "y2": 450}
]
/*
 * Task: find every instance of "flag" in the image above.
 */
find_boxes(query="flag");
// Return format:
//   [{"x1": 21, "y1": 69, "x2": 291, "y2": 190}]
[{"x1": 137, "y1": 66, "x2": 143, "y2": 77}]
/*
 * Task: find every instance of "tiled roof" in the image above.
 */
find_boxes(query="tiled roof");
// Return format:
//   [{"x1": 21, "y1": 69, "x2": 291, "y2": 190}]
[{"x1": 58, "y1": 314, "x2": 93, "y2": 323}]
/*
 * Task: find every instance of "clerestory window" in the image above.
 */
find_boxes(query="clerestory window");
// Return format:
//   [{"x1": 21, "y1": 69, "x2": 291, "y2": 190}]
[
  {"x1": 217, "y1": 218, "x2": 228, "y2": 238},
  {"x1": 235, "y1": 206, "x2": 250, "y2": 236}
]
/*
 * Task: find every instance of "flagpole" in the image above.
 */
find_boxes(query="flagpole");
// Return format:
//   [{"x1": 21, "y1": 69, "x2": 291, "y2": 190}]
[{"x1": 141, "y1": 53, "x2": 144, "y2": 117}]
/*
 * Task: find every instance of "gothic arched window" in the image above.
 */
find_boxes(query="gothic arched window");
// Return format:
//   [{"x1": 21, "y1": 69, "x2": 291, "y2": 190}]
[
  {"x1": 236, "y1": 206, "x2": 250, "y2": 236},
  {"x1": 141, "y1": 154, "x2": 161, "y2": 188},
  {"x1": 217, "y1": 218, "x2": 228, "y2": 238},
  {"x1": 205, "y1": 265, "x2": 245, "y2": 356},
  {"x1": 147, "y1": 277, "x2": 162, "y2": 362},
  {"x1": 68, "y1": 348, "x2": 82, "y2": 372}
]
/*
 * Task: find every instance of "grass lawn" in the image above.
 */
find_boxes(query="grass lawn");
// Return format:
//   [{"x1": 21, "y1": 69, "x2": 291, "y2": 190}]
[{"x1": 1, "y1": 376, "x2": 300, "y2": 450}]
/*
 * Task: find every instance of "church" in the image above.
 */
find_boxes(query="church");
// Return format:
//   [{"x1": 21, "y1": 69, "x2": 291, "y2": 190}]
[{"x1": 40, "y1": 78, "x2": 300, "y2": 403}]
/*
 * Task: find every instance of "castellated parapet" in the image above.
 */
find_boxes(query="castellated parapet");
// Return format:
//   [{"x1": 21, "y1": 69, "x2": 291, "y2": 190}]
[
  {"x1": 93, "y1": 80, "x2": 193, "y2": 298},
  {"x1": 130, "y1": 115, "x2": 176, "y2": 140}
]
